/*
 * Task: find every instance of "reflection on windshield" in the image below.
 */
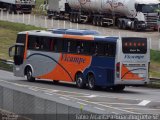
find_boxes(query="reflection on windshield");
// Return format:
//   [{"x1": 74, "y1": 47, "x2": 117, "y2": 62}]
[{"x1": 142, "y1": 4, "x2": 159, "y2": 13}]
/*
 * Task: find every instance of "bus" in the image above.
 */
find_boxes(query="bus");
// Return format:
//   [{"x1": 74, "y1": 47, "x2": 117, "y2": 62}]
[{"x1": 9, "y1": 29, "x2": 150, "y2": 91}]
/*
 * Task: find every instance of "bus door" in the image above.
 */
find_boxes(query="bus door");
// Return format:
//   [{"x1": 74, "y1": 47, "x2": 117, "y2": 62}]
[{"x1": 9, "y1": 43, "x2": 25, "y2": 65}]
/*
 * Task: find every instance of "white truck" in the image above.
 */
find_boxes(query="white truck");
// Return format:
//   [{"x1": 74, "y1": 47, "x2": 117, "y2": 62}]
[
  {"x1": 0, "y1": 0, "x2": 36, "y2": 14},
  {"x1": 46, "y1": 0, "x2": 160, "y2": 31}
]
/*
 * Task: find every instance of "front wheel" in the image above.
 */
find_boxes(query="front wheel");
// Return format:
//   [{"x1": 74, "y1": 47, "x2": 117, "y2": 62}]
[
  {"x1": 88, "y1": 74, "x2": 96, "y2": 90},
  {"x1": 75, "y1": 73, "x2": 86, "y2": 89},
  {"x1": 26, "y1": 68, "x2": 35, "y2": 82}
]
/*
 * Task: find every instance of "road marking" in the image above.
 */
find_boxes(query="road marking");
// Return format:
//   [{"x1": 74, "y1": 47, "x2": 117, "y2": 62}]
[
  {"x1": 0, "y1": 79, "x2": 139, "y2": 114},
  {"x1": 59, "y1": 97, "x2": 70, "y2": 101},
  {"x1": 77, "y1": 102, "x2": 87, "y2": 106},
  {"x1": 50, "y1": 92, "x2": 139, "y2": 114},
  {"x1": 44, "y1": 92, "x2": 53, "y2": 96},
  {"x1": 125, "y1": 108, "x2": 160, "y2": 111},
  {"x1": 94, "y1": 107, "x2": 105, "y2": 111},
  {"x1": 138, "y1": 100, "x2": 151, "y2": 106},
  {"x1": 93, "y1": 102, "x2": 137, "y2": 106},
  {"x1": 85, "y1": 95, "x2": 98, "y2": 98}
]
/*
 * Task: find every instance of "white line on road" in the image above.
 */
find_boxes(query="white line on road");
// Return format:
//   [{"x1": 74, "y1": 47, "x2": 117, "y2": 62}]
[
  {"x1": 59, "y1": 97, "x2": 70, "y2": 101},
  {"x1": 94, "y1": 107, "x2": 105, "y2": 111},
  {"x1": 77, "y1": 102, "x2": 87, "y2": 106},
  {"x1": 44, "y1": 92, "x2": 53, "y2": 96},
  {"x1": 138, "y1": 100, "x2": 151, "y2": 106}
]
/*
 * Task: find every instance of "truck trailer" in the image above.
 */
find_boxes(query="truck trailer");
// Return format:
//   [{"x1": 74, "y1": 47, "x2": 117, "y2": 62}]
[
  {"x1": 0, "y1": 0, "x2": 36, "y2": 14},
  {"x1": 46, "y1": 0, "x2": 160, "y2": 31}
]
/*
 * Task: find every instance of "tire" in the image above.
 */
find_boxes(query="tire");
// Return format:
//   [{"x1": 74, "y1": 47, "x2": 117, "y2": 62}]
[
  {"x1": 69, "y1": 14, "x2": 73, "y2": 22},
  {"x1": 93, "y1": 17, "x2": 96, "y2": 25},
  {"x1": 96, "y1": 17, "x2": 101, "y2": 26},
  {"x1": 112, "y1": 85, "x2": 125, "y2": 91},
  {"x1": 8, "y1": 5, "x2": 12, "y2": 14},
  {"x1": 117, "y1": 20, "x2": 122, "y2": 29},
  {"x1": 87, "y1": 74, "x2": 96, "y2": 90},
  {"x1": 26, "y1": 68, "x2": 35, "y2": 82},
  {"x1": 75, "y1": 73, "x2": 86, "y2": 89},
  {"x1": 122, "y1": 21, "x2": 126, "y2": 29},
  {"x1": 100, "y1": 18, "x2": 104, "y2": 27}
]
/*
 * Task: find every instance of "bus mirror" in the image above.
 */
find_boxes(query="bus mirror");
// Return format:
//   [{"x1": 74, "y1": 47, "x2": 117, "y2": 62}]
[{"x1": 9, "y1": 45, "x2": 15, "y2": 57}]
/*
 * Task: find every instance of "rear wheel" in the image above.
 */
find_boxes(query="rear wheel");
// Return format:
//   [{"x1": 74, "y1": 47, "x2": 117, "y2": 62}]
[
  {"x1": 88, "y1": 74, "x2": 96, "y2": 90},
  {"x1": 26, "y1": 68, "x2": 35, "y2": 82},
  {"x1": 75, "y1": 73, "x2": 86, "y2": 89},
  {"x1": 112, "y1": 85, "x2": 125, "y2": 91}
]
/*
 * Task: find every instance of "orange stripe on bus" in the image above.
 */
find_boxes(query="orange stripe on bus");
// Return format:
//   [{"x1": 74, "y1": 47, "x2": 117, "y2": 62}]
[
  {"x1": 121, "y1": 64, "x2": 143, "y2": 80},
  {"x1": 38, "y1": 54, "x2": 92, "y2": 82},
  {"x1": 24, "y1": 32, "x2": 28, "y2": 60},
  {"x1": 63, "y1": 35, "x2": 94, "y2": 41}
]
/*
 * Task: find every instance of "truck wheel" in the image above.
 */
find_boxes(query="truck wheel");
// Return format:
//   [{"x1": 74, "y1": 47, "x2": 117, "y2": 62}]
[
  {"x1": 87, "y1": 74, "x2": 96, "y2": 90},
  {"x1": 69, "y1": 14, "x2": 73, "y2": 22},
  {"x1": 75, "y1": 73, "x2": 86, "y2": 89},
  {"x1": 93, "y1": 17, "x2": 96, "y2": 25},
  {"x1": 117, "y1": 21, "x2": 122, "y2": 29},
  {"x1": 100, "y1": 18, "x2": 104, "y2": 27},
  {"x1": 8, "y1": 5, "x2": 13, "y2": 14},
  {"x1": 26, "y1": 68, "x2": 35, "y2": 82},
  {"x1": 122, "y1": 22, "x2": 126, "y2": 29}
]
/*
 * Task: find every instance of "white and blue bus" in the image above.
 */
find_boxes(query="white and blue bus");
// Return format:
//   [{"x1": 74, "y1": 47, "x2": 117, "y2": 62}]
[{"x1": 9, "y1": 29, "x2": 150, "y2": 91}]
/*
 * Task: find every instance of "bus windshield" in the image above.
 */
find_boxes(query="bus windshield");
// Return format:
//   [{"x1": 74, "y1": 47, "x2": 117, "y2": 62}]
[{"x1": 122, "y1": 37, "x2": 147, "y2": 54}]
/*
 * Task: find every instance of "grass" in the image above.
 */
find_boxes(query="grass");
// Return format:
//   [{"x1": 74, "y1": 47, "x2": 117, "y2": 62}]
[
  {"x1": 150, "y1": 50, "x2": 160, "y2": 78},
  {"x1": 0, "y1": 21, "x2": 44, "y2": 59}
]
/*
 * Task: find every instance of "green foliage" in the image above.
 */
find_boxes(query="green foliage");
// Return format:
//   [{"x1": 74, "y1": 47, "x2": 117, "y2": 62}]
[
  {"x1": 0, "y1": 21, "x2": 44, "y2": 31},
  {"x1": 150, "y1": 50, "x2": 160, "y2": 63}
]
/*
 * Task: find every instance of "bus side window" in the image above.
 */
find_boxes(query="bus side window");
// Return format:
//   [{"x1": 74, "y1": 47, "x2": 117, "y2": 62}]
[
  {"x1": 69, "y1": 40, "x2": 77, "y2": 53},
  {"x1": 76, "y1": 41, "x2": 84, "y2": 54},
  {"x1": 96, "y1": 43, "x2": 105, "y2": 56}
]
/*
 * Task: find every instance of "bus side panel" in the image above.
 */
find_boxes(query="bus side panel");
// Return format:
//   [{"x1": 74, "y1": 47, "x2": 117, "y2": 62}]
[
  {"x1": 84, "y1": 56, "x2": 115, "y2": 87},
  {"x1": 38, "y1": 53, "x2": 92, "y2": 82},
  {"x1": 26, "y1": 52, "x2": 61, "y2": 78}
]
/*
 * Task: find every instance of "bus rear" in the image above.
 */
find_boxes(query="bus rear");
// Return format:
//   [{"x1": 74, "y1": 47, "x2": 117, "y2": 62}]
[{"x1": 115, "y1": 37, "x2": 150, "y2": 85}]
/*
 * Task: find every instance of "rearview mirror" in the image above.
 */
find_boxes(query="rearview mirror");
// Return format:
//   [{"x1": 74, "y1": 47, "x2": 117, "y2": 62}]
[{"x1": 9, "y1": 45, "x2": 15, "y2": 57}]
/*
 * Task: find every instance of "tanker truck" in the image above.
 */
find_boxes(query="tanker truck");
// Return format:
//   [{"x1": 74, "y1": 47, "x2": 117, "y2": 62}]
[
  {"x1": 0, "y1": 0, "x2": 36, "y2": 14},
  {"x1": 46, "y1": 0, "x2": 160, "y2": 31}
]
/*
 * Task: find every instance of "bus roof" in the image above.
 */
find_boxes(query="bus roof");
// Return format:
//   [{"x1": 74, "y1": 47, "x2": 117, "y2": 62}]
[
  {"x1": 48, "y1": 29, "x2": 100, "y2": 36},
  {"x1": 18, "y1": 29, "x2": 118, "y2": 43}
]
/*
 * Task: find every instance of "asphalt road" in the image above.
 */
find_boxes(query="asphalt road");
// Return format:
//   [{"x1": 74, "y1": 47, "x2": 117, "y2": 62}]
[
  {"x1": 0, "y1": 10, "x2": 160, "y2": 50},
  {"x1": 0, "y1": 70, "x2": 160, "y2": 116}
]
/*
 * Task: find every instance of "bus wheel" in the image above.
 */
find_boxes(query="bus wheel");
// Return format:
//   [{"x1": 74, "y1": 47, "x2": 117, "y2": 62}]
[
  {"x1": 26, "y1": 68, "x2": 35, "y2": 82},
  {"x1": 112, "y1": 85, "x2": 125, "y2": 91},
  {"x1": 88, "y1": 74, "x2": 96, "y2": 90},
  {"x1": 75, "y1": 73, "x2": 85, "y2": 89}
]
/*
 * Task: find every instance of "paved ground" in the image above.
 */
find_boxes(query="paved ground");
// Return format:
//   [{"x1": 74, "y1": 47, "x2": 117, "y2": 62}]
[
  {"x1": 0, "y1": 10, "x2": 160, "y2": 50},
  {"x1": 0, "y1": 70, "x2": 160, "y2": 116}
]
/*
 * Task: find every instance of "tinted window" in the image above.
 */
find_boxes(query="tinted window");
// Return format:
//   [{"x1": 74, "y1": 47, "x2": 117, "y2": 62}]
[
  {"x1": 122, "y1": 37, "x2": 147, "y2": 54},
  {"x1": 16, "y1": 34, "x2": 26, "y2": 44}
]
